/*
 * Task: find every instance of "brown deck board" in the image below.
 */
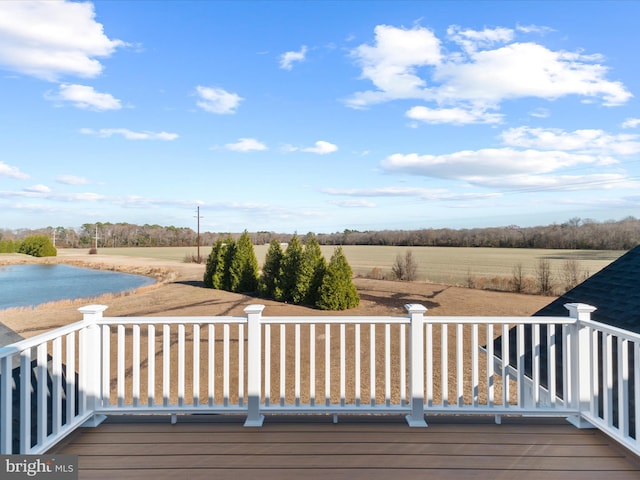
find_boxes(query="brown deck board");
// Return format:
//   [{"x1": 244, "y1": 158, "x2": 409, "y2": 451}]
[
  {"x1": 68, "y1": 469, "x2": 640, "y2": 480},
  {"x1": 50, "y1": 415, "x2": 640, "y2": 480},
  {"x1": 69, "y1": 431, "x2": 608, "y2": 446},
  {"x1": 76, "y1": 454, "x2": 636, "y2": 470},
  {"x1": 61, "y1": 442, "x2": 617, "y2": 457}
]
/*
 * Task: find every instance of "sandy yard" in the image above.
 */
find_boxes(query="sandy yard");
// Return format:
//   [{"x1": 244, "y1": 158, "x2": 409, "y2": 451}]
[{"x1": 0, "y1": 250, "x2": 561, "y2": 407}]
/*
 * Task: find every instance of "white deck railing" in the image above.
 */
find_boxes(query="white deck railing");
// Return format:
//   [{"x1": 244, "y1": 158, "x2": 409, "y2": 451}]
[{"x1": 1, "y1": 303, "x2": 638, "y2": 456}]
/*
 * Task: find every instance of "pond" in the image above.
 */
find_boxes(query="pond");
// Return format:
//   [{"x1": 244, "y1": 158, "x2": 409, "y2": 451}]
[{"x1": 0, "y1": 264, "x2": 155, "y2": 310}]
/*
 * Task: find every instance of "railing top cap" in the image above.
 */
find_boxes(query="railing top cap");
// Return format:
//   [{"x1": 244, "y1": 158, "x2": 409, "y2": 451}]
[
  {"x1": 564, "y1": 302, "x2": 597, "y2": 309},
  {"x1": 563, "y1": 303, "x2": 597, "y2": 314},
  {"x1": 405, "y1": 304, "x2": 428, "y2": 313},
  {"x1": 78, "y1": 304, "x2": 109, "y2": 314},
  {"x1": 244, "y1": 304, "x2": 266, "y2": 314}
]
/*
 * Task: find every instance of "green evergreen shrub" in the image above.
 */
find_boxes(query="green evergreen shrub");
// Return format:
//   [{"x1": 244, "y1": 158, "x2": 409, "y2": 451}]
[
  {"x1": 258, "y1": 240, "x2": 284, "y2": 299},
  {"x1": 302, "y1": 235, "x2": 326, "y2": 306},
  {"x1": 228, "y1": 231, "x2": 259, "y2": 292},
  {"x1": 0, "y1": 239, "x2": 20, "y2": 253},
  {"x1": 17, "y1": 235, "x2": 57, "y2": 257},
  {"x1": 279, "y1": 235, "x2": 305, "y2": 303},
  {"x1": 316, "y1": 247, "x2": 359, "y2": 310},
  {"x1": 203, "y1": 239, "x2": 227, "y2": 289},
  {"x1": 204, "y1": 231, "x2": 358, "y2": 311},
  {"x1": 221, "y1": 237, "x2": 237, "y2": 291}
]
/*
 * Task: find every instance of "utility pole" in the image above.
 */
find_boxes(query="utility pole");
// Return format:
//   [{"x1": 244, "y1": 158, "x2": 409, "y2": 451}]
[
  {"x1": 194, "y1": 206, "x2": 203, "y2": 262},
  {"x1": 94, "y1": 224, "x2": 99, "y2": 250}
]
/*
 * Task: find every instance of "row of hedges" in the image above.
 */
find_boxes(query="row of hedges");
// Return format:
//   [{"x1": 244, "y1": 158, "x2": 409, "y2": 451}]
[
  {"x1": 0, "y1": 235, "x2": 57, "y2": 257},
  {"x1": 203, "y1": 232, "x2": 359, "y2": 310}
]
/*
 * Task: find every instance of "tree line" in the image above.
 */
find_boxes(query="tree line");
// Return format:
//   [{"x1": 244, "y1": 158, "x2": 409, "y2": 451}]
[
  {"x1": 322, "y1": 216, "x2": 640, "y2": 250},
  {"x1": 1, "y1": 223, "x2": 209, "y2": 249},
  {"x1": 2, "y1": 216, "x2": 639, "y2": 251},
  {"x1": 203, "y1": 232, "x2": 359, "y2": 310}
]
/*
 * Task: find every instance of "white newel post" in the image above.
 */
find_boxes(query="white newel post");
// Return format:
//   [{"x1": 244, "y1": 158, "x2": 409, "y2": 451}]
[
  {"x1": 244, "y1": 304, "x2": 265, "y2": 427},
  {"x1": 78, "y1": 305, "x2": 108, "y2": 427},
  {"x1": 565, "y1": 303, "x2": 597, "y2": 429},
  {"x1": 405, "y1": 304, "x2": 428, "y2": 427}
]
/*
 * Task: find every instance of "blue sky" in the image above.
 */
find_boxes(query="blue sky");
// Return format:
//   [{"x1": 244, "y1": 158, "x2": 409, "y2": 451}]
[{"x1": 1, "y1": 1, "x2": 639, "y2": 234}]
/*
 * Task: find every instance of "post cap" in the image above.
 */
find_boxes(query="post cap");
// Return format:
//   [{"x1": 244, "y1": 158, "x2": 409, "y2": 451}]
[
  {"x1": 78, "y1": 304, "x2": 108, "y2": 315},
  {"x1": 564, "y1": 303, "x2": 597, "y2": 314},
  {"x1": 405, "y1": 304, "x2": 428, "y2": 314},
  {"x1": 244, "y1": 304, "x2": 266, "y2": 315}
]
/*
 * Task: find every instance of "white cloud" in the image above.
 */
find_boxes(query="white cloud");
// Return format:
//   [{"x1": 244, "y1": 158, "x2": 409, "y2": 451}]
[
  {"x1": 0, "y1": 189, "x2": 105, "y2": 202},
  {"x1": 195, "y1": 86, "x2": 243, "y2": 114},
  {"x1": 380, "y1": 146, "x2": 640, "y2": 192},
  {"x1": 324, "y1": 186, "x2": 444, "y2": 197},
  {"x1": 0, "y1": 189, "x2": 306, "y2": 227},
  {"x1": 382, "y1": 149, "x2": 601, "y2": 180},
  {"x1": 330, "y1": 199, "x2": 377, "y2": 208},
  {"x1": 279, "y1": 45, "x2": 307, "y2": 70},
  {"x1": 473, "y1": 173, "x2": 639, "y2": 191},
  {"x1": 447, "y1": 25, "x2": 514, "y2": 53},
  {"x1": 284, "y1": 141, "x2": 339, "y2": 154},
  {"x1": 380, "y1": 124, "x2": 640, "y2": 194},
  {"x1": 63, "y1": 192, "x2": 105, "y2": 202},
  {"x1": 302, "y1": 141, "x2": 338, "y2": 154},
  {"x1": 0, "y1": 161, "x2": 29, "y2": 180},
  {"x1": 406, "y1": 105, "x2": 503, "y2": 125},
  {"x1": 48, "y1": 84, "x2": 122, "y2": 110},
  {"x1": 529, "y1": 107, "x2": 550, "y2": 118},
  {"x1": 323, "y1": 186, "x2": 501, "y2": 202},
  {"x1": 515, "y1": 24, "x2": 555, "y2": 35},
  {"x1": 346, "y1": 24, "x2": 442, "y2": 108},
  {"x1": 622, "y1": 118, "x2": 640, "y2": 129},
  {"x1": 433, "y1": 42, "x2": 631, "y2": 107},
  {"x1": 0, "y1": 0, "x2": 125, "y2": 81},
  {"x1": 24, "y1": 184, "x2": 50, "y2": 193},
  {"x1": 80, "y1": 128, "x2": 179, "y2": 141},
  {"x1": 500, "y1": 126, "x2": 640, "y2": 156},
  {"x1": 347, "y1": 24, "x2": 632, "y2": 112},
  {"x1": 56, "y1": 174, "x2": 90, "y2": 185},
  {"x1": 224, "y1": 138, "x2": 268, "y2": 152}
]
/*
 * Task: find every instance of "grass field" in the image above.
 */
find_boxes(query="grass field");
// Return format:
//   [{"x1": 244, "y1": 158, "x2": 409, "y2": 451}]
[{"x1": 62, "y1": 245, "x2": 624, "y2": 287}]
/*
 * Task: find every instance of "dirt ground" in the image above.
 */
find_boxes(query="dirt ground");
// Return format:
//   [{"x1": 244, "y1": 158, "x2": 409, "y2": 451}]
[{"x1": 0, "y1": 251, "x2": 555, "y2": 338}]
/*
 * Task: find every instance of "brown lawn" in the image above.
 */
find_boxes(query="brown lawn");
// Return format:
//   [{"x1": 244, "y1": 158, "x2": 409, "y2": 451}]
[
  {"x1": 0, "y1": 251, "x2": 554, "y2": 337},
  {"x1": 1, "y1": 251, "x2": 556, "y2": 407}
]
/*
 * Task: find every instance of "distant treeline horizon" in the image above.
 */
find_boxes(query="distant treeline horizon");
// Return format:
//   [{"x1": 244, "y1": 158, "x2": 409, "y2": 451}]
[{"x1": 2, "y1": 216, "x2": 639, "y2": 251}]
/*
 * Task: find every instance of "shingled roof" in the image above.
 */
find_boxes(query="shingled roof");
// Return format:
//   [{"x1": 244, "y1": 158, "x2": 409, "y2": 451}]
[
  {"x1": 492, "y1": 244, "x2": 640, "y2": 395},
  {"x1": 533, "y1": 244, "x2": 640, "y2": 332},
  {"x1": 490, "y1": 246, "x2": 640, "y2": 437}
]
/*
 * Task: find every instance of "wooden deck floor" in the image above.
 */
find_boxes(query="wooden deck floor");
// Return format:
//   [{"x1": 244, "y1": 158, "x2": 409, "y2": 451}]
[{"x1": 51, "y1": 415, "x2": 640, "y2": 480}]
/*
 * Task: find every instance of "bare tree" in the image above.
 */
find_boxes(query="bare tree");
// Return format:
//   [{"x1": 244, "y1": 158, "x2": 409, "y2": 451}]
[
  {"x1": 392, "y1": 250, "x2": 419, "y2": 281},
  {"x1": 404, "y1": 250, "x2": 418, "y2": 281},
  {"x1": 560, "y1": 259, "x2": 582, "y2": 292},
  {"x1": 466, "y1": 268, "x2": 476, "y2": 289},
  {"x1": 512, "y1": 262, "x2": 525, "y2": 293},
  {"x1": 535, "y1": 258, "x2": 554, "y2": 295},
  {"x1": 391, "y1": 253, "x2": 405, "y2": 280}
]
